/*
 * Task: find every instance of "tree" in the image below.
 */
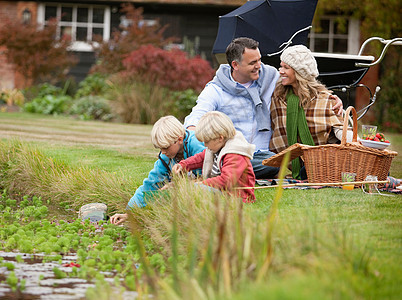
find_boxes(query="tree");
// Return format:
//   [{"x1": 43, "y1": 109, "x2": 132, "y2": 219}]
[
  {"x1": 316, "y1": 0, "x2": 401, "y2": 131},
  {"x1": 122, "y1": 44, "x2": 215, "y2": 92},
  {"x1": 91, "y1": 3, "x2": 175, "y2": 75},
  {"x1": 0, "y1": 19, "x2": 77, "y2": 87},
  {"x1": 315, "y1": 0, "x2": 401, "y2": 43}
]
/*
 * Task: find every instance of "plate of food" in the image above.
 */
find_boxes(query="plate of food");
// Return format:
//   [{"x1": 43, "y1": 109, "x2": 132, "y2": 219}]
[{"x1": 359, "y1": 138, "x2": 391, "y2": 150}]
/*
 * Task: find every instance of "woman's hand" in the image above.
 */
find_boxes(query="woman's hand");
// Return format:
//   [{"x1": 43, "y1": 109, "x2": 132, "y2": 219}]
[
  {"x1": 110, "y1": 213, "x2": 128, "y2": 225},
  {"x1": 330, "y1": 94, "x2": 344, "y2": 115}
]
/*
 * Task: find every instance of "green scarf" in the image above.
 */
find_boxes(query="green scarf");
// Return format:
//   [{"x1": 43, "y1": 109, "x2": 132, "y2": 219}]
[{"x1": 286, "y1": 90, "x2": 315, "y2": 179}]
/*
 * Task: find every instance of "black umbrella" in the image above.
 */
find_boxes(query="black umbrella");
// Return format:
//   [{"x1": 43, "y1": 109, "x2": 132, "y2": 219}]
[{"x1": 212, "y1": 0, "x2": 318, "y2": 58}]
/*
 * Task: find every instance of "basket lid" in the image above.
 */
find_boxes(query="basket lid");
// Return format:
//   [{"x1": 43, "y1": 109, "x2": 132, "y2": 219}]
[{"x1": 262, "y1": 143, "x2": 304, "y2": 167}]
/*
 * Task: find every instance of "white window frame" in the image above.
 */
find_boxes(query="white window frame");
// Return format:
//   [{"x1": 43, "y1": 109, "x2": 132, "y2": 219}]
[
  {"x1": 37, "y1": 3, "x2": 111, "y2": 52},
  {"x1": 308, "y1": 16, "x2": 360, "y2": 54}
]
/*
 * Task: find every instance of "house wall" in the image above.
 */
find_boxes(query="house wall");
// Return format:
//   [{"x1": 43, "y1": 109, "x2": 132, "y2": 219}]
[
  {"x1": 141, "y1": 3, "x2": 235, "y2": 66},
  {"x1": 40, "y1": 1, "x2": 238, "y2": 83},
  {"x1": 0, "y1": 1, "x2": 38, "y2": 89},
  {"x1": 355, "y1": 64, "x2": 380, "y2": 122},
  {"x1": 0, "y1": 1, "x2": 18, "y2": 90}
]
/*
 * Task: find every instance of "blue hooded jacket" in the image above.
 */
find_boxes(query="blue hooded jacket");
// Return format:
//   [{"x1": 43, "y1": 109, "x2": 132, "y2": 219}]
[{"x1": 127, "y1": 130, "x2": 205, "y2": 208}]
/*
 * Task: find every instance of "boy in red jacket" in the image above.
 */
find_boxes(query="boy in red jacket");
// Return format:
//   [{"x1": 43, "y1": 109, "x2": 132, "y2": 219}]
[{"x1": 172, "y1": 111, "x2": 256, "y2": 202}]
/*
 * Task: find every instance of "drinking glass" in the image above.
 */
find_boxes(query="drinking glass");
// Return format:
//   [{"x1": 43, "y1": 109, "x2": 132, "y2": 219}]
[
  {"x1": 361, "y1": 125, "x2": 377, "y2": 139},
  {"x1": 342, "y1": 172, "x2": 356, "y2": 190}
]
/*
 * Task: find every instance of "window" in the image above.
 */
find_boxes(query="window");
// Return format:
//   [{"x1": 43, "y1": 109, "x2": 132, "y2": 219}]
[
  {"x1": 308, "y1": 16, "x2": 360, "y2": 54},
  {"x1": 37, "y1": 3, "x2": 111, "y2": 51}
]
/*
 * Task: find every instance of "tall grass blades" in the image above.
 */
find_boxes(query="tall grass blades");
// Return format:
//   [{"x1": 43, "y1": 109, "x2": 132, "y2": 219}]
[
  {"x1": 0, "y1": 139, "x2": 134, "y2": 212},
  {"x1": 107, "y1": 77, "x2": 172, "y2": 124},
  {"x1": 126, "y1": 151, "x2": 383, "y2": 299},
  {"x1": 256, "y1": 151, "x2": 290, "y2": 282},
  {"x1": 128, "y1": 165, "x2": 290, "y2": 299}
]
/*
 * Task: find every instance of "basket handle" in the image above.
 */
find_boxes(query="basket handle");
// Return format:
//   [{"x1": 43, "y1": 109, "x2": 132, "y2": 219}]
[{"x1": 341, "y1": 106, "x2": 358, "y2": 145}]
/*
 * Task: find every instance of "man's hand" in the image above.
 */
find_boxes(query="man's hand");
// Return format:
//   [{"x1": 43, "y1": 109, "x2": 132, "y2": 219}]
[
  {"x1": 330, "y1": 94, "x2": 344, "y2": 115},
  {"x1": 110, "y1": 213, "x2": 128, "y2": 225}
]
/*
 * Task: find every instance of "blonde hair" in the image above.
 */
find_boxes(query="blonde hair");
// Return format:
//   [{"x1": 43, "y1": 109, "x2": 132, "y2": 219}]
[
  {"x1": 195, "y1": 111, "x2": 236, "y2": 142},
  {"x1": 151, "y1": 115, "x2": 185, "y2": 148},
  {"x1": 273, "y1": 70, "x2": 331, "y2": 107}
]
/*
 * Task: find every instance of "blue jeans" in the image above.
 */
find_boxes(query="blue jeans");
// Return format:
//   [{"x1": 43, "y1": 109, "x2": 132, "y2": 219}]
[{"x1": 251, "y1": 150, "x2": 280, "y2": 179}]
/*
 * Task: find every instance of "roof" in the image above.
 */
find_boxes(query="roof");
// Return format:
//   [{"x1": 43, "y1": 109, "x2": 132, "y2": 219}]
[{"x1": 95, "y1": 0, "x2": 246, "y2": 5}]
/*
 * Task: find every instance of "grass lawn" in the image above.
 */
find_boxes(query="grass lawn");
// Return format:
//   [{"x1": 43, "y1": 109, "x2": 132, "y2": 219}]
[{"x1": 1, "y1": 112, "x2": 401, "y2": 299}]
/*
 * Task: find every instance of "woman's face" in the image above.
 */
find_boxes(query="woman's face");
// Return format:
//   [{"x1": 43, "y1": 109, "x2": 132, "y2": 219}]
[{"x1": 279, "y1": 62, "x2": 297, "y2": 88}]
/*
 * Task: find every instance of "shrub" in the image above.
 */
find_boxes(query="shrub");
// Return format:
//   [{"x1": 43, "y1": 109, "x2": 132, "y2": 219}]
[
  {"x1": 0, "y1": 89, "x2": 25, "y2": 107},
  {"x1": 91, "y1": 4, "x2": 173, "y2": 75},
  {"x1": 23, "y1": 83, "x2": 67, "y2": 102},
  {"x1": 0, "y1": 18, "x2": 76, "y2": 87},
  {"x1": 122, "y1": 44, "x2": 214, "y2": 92},
  {"x1": 69, "y1": 96, "x2": 115, "y2": 121},
  {"x1": 107, "y1": 76, "x2": 172, "y2": 124},
  {"x1": 170, "y1": 89, "x2": 198, "y2": 121},
  {"x1": 375, "y1": 48, "x2": 402, "y2": 133},
  {"x1": 75, "y1": 73, "x2": 110, "y2": 98},
  {"x1": 23, "y1": 94, "x2": 72, "y2": 115}
]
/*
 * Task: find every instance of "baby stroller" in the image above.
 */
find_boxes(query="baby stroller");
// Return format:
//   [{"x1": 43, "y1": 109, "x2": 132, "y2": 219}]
[{"x1": 212, "y1": 0, "x2": 402, "y2": 120}]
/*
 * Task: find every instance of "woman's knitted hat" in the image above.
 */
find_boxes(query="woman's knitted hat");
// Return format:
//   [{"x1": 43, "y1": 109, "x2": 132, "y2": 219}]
[{"x1": 280, "y1": 45, "x2": 319, "y2": 79}]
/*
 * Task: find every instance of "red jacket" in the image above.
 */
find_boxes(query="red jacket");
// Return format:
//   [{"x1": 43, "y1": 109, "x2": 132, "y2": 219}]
[{"x1": 179, "y1": 149, "x2": 256, "y2": 203}]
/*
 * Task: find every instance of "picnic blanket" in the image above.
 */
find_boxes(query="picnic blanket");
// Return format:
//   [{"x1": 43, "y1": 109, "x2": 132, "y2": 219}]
[
  {"x1": 256, "y1": 178, "x2": 324, "y2": 190},
  {"x1": 256, "y1": 176, "x2": 402, "y2": 194}
]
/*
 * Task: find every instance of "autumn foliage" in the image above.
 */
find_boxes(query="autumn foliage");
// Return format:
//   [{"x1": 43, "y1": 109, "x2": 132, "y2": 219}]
[
  {"x1": 122, "y1": 44, "x2": 215, "y2": 92},
  {"x1": 91, "y1": 4, "x2": 174, "y2": 75},
  {"x1": 0, "y1": 19, "x2": 77, "y2": 87}
]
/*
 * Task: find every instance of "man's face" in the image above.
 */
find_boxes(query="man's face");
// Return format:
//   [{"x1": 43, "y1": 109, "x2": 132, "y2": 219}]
[{"x1": 231, "y1": 47, "x2": 262, "y2": 84}]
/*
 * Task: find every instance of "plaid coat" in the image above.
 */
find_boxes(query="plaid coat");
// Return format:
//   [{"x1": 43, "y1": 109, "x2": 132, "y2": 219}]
[{"x1": 269, "y1": 92, "x2": 344, "y2": 154}]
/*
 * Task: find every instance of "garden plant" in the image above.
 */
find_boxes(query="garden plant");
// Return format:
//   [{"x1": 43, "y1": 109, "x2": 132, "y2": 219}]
[
  {"x1": 0, "y1": 2, "x2": 400, "y2": 297},
  {"x1": 0, "y1": 112, "x2": 401, "y2": 299}
]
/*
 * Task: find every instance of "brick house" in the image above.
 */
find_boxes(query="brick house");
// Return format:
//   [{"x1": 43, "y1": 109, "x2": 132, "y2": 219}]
[
  {"x1": 0, "y1": 0, "x2": 244, "y2": 89},
  {"x1": 0, "y1": 0, "x2": 378, "y2": 112}
]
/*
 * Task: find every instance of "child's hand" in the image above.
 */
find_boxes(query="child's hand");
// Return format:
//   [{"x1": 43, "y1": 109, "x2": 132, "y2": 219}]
[
  {"x1": 110, "y1": 213, "x2": 128, "y2": 225},
  {"x1": 172, "y1": 164, "x2": 183, "y2": 174},
  {"x1": 161, "y1": 182, "x2": 174, "y2": 190}
]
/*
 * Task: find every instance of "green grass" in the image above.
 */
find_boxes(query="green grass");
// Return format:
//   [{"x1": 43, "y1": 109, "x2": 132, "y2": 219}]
[{"x1": 0, "y1": 112, "x2": 401, "y2": 299}]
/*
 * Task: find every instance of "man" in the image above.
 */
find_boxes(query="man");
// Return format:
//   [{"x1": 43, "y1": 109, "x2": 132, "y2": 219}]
[{"x1": 184, "y1": 37, "x2": 342, "y2": 179}]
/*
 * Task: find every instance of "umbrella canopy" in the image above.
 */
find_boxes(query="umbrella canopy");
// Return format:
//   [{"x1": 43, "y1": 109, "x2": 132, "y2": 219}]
[{"x1": 212, "y1": 0, "x2": 318, "y2": 57}]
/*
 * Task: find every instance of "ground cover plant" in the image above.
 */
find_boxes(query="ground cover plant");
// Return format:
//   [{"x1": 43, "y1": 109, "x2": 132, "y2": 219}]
[{"x1": 0, "y1": 112, "x2": 401, "y2": 299}]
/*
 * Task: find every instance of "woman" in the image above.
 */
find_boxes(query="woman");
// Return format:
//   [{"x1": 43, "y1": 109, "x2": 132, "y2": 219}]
[{"x1": 269, "y1": 45, "x2": 351, "y2": 179}]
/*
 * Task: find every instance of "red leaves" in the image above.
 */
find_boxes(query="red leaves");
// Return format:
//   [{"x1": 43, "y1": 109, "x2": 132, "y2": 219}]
[
  {"x1": 0, "y1": 18, "x2": 77, "y2": 86},
  {"x1": 122, "y1": 44, "x2": 214, "y2": 92},
  {"x1": 91, "y1": 4, "x2": 173, "y2": 75}
]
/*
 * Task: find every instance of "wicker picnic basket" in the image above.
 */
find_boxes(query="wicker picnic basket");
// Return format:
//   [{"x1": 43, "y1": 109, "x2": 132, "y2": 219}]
[{"x1": 263, "y1": 106, "x2": 398, "y2": 183}]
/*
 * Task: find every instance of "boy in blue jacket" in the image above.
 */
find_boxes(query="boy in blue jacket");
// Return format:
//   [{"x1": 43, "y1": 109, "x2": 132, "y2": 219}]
[{"x1": 110, "y1": 115, "x2": 205, "y2": 225}]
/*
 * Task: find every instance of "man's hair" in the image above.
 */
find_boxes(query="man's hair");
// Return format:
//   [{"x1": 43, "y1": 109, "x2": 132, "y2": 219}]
[
  {"x1": 151, "y1": 115, "x2": 185, "y2": 149},
  {"x1": 226, "y1": 37, "x2": 259, "y2": 67},
  {"x1": 195, "y1": 111, "x2": 236, "y2": 142}
]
